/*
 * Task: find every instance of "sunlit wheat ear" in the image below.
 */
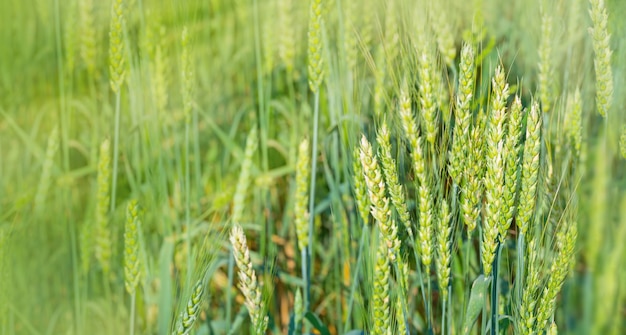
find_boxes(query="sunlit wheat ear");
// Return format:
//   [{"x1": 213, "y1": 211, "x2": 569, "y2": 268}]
[
  {"x1": 460, "y1": 110, "x2": 486, "y2": 232},
  {"x1": 481, "y1": 65, "x2": 509, "y2": 276},
  {"x1": 565, "y1": 89, "x2": 583, "y2": 159},
  {"x1": 294, "y1": 138, "x2": 310, "y2": 251},
  {"x1": 371, "y1": 233, "x2": 391, "y2": 335},
  {"x1": 230, "y1": 224, "x2": 269, "y2": 334},
  {"x1": 352, "y1": 146, "x2": 371, "y2": 225},
  {"x1": 307, "y1": 0, "x2": 324, "y2": 92},
  {"x1": 436, "y1": 200, "x2": 452, "y2": 300},
  {"x1": 377, "y1": 121, "x2": 413, "y2": 241},
  {"x1": 95, "y1": 139, "x2": 112, "y2": 275},
  {"x1": 536, "y1": 221, "x2": 577, "y2": 331},
  {"x1": 396, "y1": 81, "x2": 433, "y2": 266},
  {"x1": 589, "y1": 0, "x2": 613, "y2": 117},
  {"x1": 500, "y1": 96, "x2": 524, "y2": 239},
  {"x1": 172, "y1": 280, "x2": 204, "y2": 335},
  {"x1": 517, "y1": 101, "x2": 542, "y2": 236},
  {"x1": 79, "y1": 0, "x2": 96, "y2": 76},
  {"x1": 538, "y1": 10, "x2": 555, "y2": 113},
  {"x1": 359, "y1": 135, "x2": 401, "y2": 262},
  {"x1": 124, "y1": 200, "x2": 142, "y2": 295},
  {"x1": 450, "y1": 42, "x2": 475, "y2": 184},
  {"x1": 109, "y1": 0, "x2": 126, "y2": 93},
  {"x1": 232, "y1": 128, "x2": 258, "y2": 225},
  {"x1": 34, "y1": 127, "x2": 59, "y2": 213}
]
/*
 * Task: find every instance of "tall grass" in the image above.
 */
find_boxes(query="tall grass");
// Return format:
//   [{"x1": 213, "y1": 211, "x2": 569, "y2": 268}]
[{"x1": 1, "y1": 0, "x2": 625, "y2": 334}]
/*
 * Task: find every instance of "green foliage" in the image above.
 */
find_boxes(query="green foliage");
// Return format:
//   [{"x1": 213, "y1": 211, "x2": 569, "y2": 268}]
[{"x1": 1, "y1": 0, "x2": 626, "y2": 334}]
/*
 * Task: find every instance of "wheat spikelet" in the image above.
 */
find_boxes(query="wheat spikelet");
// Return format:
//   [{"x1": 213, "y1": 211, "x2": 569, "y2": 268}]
[
  {"x1": 359, "y1": 135, "x2": 401, "y2": 262},
  {"x1": 536, "y1": 222, "x2": 577, "y2": 332},
  {"x1": 418, "y1": 50, "x2": 438, "y2": 145},
  {"x1": 371, "y1": 233, "x2": 391, "y2": 335},
  {"x1": 79, "y1": 0, "x2": 96, "y2": 75},
  {"x1": 307, "y1": 0, "x2": 324, "y2": 92},
  {"x1": 565, "y1": 89, "x2": 583, "y2": 159},
  {"x1": 461, "y1": 109, "x2": 487, "y2": 232},
  {"x1": 481, "y1": 65, "x2": 509, "y2": 276},
  {"x1": 294, "y1": 138, "x2": 310, "y2": 251},
  {"x1": 95, "y1": 139, "x2": 112, "y2": 274},
  {"x1": 436, "y1": 199, "x2": 453, "y2": 300},
  {"x1": 124, "y1": 199, "x2": 141, "y2": 294},
  {"x1": 232, "y1": 128, "x2": 258, "y2": 225},
  {"x1": 517, "y1": 101, "x2": 542, "y2": 236},
  {"x1": 172, "y1": 280, "x2": 204, "y2": 335},
  {"x1": 279, "y1": 0, "x2": 296, "y2": 74},
  {"x1": 431, "y1": 4, "x2": 456, "y2": 67},
  {"x1": 500, "y1": 96, "x2": 524, "y2": 239},
  {"x1": 519, "y1": 238, "x2": 542, "y2": 335},
  {"x1": 383, "y1": 0, "x2": 399, "y2": 70},
  {"x1": 538, "y1": 10, "x2": 555, "y2": 113},
  {"x1": 396, "y1": 80, "x2": 434, "y2": 266},
  {"x1": 377, "y1": 121, "x2": 413, "y2": 241},
  {"x1": 450, "y1": 42, "x2": 475, "y2": 184},
  {"x1": 352, "y1": 146, "x2": 371, "y2": 225},
  {"x1": 294, "y1": 288, "x2": 303, "y2": 329},
  {"x1": 64, "y1": 0, "x2": 77, "y2": 74},
  {"x1": 109, "y1": 0, "x2": 126, "y2": 93},
  {"x1": 230, "y1": 224, "x2": 268, "y2": 334},
  {"x1": 588, "y1": 0, "x2": 613, "y2": 117}
]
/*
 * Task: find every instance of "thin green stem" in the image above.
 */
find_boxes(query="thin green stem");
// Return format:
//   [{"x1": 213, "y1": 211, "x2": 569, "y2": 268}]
[
  {"x1": 491, "y1": 242, "x2": 501, "y2": 335},
  {"x1": 306, "y1": 91, "x2": 321, "y2": 312},
  {"x1": 111, "y1": 91, "x2": 121, "y2": 214},
  {"x1": 129, "y1": 292, "x2": 136, "y2": 335}
]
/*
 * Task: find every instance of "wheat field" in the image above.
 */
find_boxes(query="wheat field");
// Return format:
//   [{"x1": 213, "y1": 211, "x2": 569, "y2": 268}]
[{"x1": 1, "y1": 0, "x2": 625, "y2": 334}]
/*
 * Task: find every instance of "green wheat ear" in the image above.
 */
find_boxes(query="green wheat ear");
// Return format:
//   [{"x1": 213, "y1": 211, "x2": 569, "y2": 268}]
[
  {"x1": 294, "y1": 138, "x2": 311, "y2": 251},
  {"x1": 307, "y1": 0, "x2": 324, "y2": 92},
  {"x1": 109, "y1": 0, "x2": 127, "y2": 93},
  {"x1": 173, "y1": 280, "x2": 204, "y2": 335},
  {"x1": 589, "y1": 0, "x2": 614, "y2": 117},
  {"x1": 95, "y1": 139, "x2": 112, "y2": 275},
  {"x1": 124, "y1": 200, "x2": 142, "y2": 295}
]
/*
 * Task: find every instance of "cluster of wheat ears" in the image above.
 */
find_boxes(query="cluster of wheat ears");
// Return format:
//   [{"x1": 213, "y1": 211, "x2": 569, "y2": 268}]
[{"x1": 2, "y1": 0, "x2": 626, "y2": 334}]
